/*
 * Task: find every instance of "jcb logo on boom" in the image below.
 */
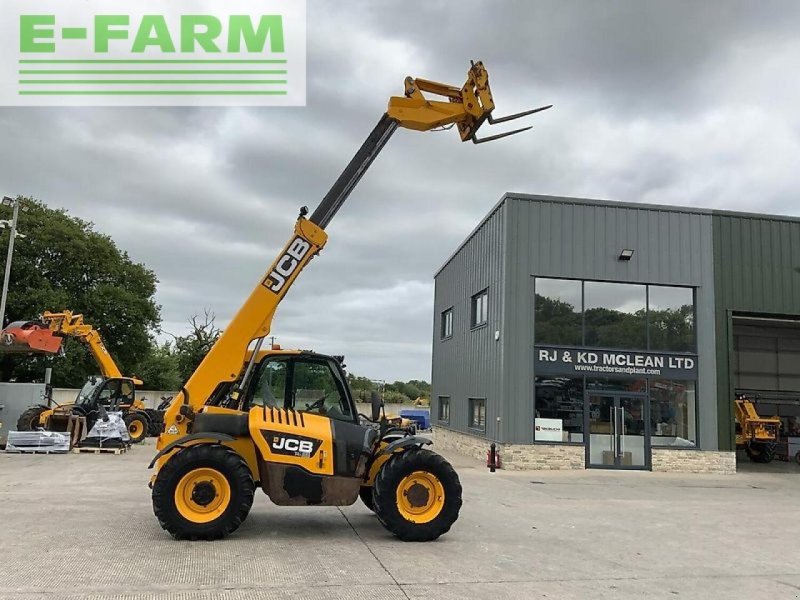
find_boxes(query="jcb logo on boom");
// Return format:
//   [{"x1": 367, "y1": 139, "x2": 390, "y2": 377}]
[{"x1": 263, "y1": 237, "x2": 311, "y2": 293}]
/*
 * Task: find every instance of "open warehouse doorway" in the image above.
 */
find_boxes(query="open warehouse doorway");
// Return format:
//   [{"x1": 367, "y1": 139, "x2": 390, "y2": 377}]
[{"x1": 733, "y1": 315, "x2": 800, "y2": 470}]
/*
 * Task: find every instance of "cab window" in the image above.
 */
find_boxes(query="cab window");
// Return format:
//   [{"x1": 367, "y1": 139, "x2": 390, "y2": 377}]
[
  {"x1": 251, "y1": 358, "x2": 288, "y2": 407},
  {"x1": 97, "y1": 380, "x2": 119, "y2": 404},
  {"x1": 291, "y1": 359, "x2": 353, "y2": 421},
  {"x1": 96, "y1": 379, "x2": 134, "y2": 409}
]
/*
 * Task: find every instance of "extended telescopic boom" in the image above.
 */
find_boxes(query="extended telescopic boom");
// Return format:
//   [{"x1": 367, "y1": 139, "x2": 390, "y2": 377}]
[{"x1": 158, "y1": 60, "x2": 550, "y2": 443}]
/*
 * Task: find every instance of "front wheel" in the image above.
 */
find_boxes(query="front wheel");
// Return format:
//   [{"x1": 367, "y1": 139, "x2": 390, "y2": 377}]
[
  {"x1": 152, "y1": 444, "x2": 254, "y2": 540},
  {"x1": 124, "y1": 413, "x2": 148, "y2": 444},
  {"x1": 16, "y1": 406, "x2": 47, "y2": 431},
  {"x1": 373, "y1": 448, "x2": 462, "y2": 542}
]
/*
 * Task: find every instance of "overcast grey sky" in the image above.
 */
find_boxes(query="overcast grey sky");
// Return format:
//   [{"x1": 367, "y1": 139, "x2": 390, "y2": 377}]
[{"x1": 0, "y1": 1, "x2": 798, "y2": 382}]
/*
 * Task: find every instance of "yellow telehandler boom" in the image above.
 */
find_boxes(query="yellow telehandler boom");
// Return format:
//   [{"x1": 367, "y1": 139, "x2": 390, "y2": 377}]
[{"x1": 40, "y1": 311, "x2": 140, "y2": 383}]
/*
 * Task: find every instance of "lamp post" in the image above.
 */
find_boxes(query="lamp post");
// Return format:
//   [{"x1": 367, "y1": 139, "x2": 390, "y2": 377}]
[{"x1": 0, "y1": 196, "x2": 26, "y2": 328}]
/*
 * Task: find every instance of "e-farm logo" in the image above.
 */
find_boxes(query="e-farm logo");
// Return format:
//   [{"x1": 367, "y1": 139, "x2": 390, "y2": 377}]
[{"x1": 2, "y1": 0, "x2": 306, "y2": 106}]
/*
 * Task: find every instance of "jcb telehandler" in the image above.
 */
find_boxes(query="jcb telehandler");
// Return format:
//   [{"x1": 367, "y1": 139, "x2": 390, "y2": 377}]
[
  {"x1": 150, "y1": 61, "x2": 550, "y2": 541},
  {"x1": 2, "y1": 311, "x2": 151, "y2": 443},
  {"x1": 735, "y1": 395, "x2": 781, "y2": 463}
]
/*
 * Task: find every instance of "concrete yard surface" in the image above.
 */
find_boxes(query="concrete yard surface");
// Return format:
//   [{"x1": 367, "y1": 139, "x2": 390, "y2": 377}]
[{"x1": 1, "y1": 443, "x2": 799, "y2": 600}]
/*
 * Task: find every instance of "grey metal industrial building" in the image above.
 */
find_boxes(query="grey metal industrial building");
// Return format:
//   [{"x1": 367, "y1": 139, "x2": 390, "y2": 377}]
[{"x1": 431, "y1": 193, "x2": 800, "y2": 472}]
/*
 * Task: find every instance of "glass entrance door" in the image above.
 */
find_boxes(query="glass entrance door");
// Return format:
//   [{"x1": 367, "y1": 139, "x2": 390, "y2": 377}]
[{"x1": 587, "y1": 394, "x2": 649, "y2": 469}]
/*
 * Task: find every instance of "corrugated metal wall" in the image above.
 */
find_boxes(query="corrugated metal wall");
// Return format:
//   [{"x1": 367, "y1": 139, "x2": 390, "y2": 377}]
[
  {"x1": 0, "y1": 383, "x2": 46, "y2": 445},
  {"x1": 432, "y1": 201, "x2": 506, "y2": 441},
  {"x1": 713, "y1": 214, "x2": 800, "y2": 449},
  {"x1": 503, "y1": 195, "x2": 718, "y2": 446}
]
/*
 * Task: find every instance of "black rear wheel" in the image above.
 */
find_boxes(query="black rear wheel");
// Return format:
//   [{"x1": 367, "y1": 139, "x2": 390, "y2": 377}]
[
  {"x1": 373, "y1": 448, "x2": 461, "y2": 542},
  {"x1": 359, "y1": 486, "x2": 375, "y2": 512},
  {"x1": 16, "y1": 406, "x2": 47, "y2": 431},
  {"x1": 746, "y1": 441, "x2": 776, "y2": 463},
  {"x1": 152, "y1": 444, "x2": 254, "y2": 540},
  {"x1": 144, "y1": 409, "x2": 165, "y2": 436}
]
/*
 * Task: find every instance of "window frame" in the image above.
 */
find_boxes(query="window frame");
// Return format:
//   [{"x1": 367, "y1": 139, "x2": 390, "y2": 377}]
[
  {"x1": 471, "y1": 289, "x2": 489, "y2": 329},
  {"x1": 438, "y1": 395, "x2": 450, "y2": 423},
  {"x1": 468, "y1": 397, "x2": 486, "y2": 432},
  {"x1": 533, "y1": 277, "x2": 697, "y2": 353},
  {"x1": 440, "y1": 307, "x2": 454, "y2": 340}
]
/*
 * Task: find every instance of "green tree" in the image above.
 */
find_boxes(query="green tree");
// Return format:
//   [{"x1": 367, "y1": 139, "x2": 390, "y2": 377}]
[
  {"x1": 0, "y1": 197, "x2": 160, "y2": 387},
  {"x1": 167, "y1": 310, "x2": 221, "y2": 382},
  {"x1": 136, "y1": 340, "x2": 181, "y2": 390}
]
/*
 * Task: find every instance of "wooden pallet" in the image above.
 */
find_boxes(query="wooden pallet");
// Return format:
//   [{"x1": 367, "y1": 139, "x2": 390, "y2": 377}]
[
  {"x1": 72, "y1": 445, "x2": 129, "y2": 455},
  {"x1": 5, "y1": 448, "x2": 68, "y2": 455}
]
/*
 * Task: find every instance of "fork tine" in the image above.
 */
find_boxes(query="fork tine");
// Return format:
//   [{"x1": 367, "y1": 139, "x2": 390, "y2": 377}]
[
  {"x1": 487, "y1": 104, "x2": 553, "y2": 125},
  {"x1": 471, "y1": 126, "x2": 532, "y2": 144}
]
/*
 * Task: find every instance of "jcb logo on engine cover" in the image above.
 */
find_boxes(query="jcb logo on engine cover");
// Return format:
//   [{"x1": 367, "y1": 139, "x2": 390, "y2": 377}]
[
  {"x1": 263, "y1": 430, "x2": 322, "y2": 458},
  {"x1": 262, "y1": 237, "x2": 311, "y2": 293}
]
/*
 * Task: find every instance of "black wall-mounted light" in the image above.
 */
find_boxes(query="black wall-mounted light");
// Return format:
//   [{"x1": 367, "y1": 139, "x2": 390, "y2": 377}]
[{"x1": 618, "y1": 249, "x2": 635, "y2": 261}]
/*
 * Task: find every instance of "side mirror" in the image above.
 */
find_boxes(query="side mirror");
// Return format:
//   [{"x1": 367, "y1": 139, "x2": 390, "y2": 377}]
[{"x1": 370, "y1": 390, "x2": 383, "y2": 422}]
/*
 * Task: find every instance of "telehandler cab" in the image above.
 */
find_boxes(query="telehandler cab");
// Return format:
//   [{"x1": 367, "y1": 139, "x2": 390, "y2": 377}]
[{"x1": 150, "y1": 61, "x2": 550, "y2": 541}]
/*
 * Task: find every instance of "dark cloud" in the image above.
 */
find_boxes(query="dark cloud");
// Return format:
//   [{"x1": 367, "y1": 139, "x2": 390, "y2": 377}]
[{"x1": 1, "y1": 1, "x2": 798, "y2": 380}]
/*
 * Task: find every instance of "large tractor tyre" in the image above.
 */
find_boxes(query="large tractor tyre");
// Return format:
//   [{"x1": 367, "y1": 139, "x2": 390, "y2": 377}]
[
  {"x1": 16, "y1": 406, "x2": 47, "y2": 431},
  {"x1": 359, "y1": 486, "x2": 376, "y2": 512},
  {"x1": 144, "y1": 409, "x2": 165, "y2": 436},
  {"x1": 373, "y1": 448, "x2": 462, "y2": 542},
  {"x1": 152, "y1": 444, "x2": 254, "y2": 540},
  {"x1": 123, "y1": 413, "x2": 149, "y2": 444},
  {"x1": 746, "y1": 441, "x2": 776, "y2": 464}
]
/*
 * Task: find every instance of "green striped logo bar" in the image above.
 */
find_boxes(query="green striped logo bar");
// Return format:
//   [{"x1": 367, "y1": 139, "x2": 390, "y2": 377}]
[{"x1": 5, "y1": 0, "x2": 306, "y2": 106}]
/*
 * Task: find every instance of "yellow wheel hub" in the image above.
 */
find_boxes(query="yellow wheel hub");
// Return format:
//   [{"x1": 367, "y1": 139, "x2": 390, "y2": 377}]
[
  {"x1": 174, "y1": 468, "x2": 231, "y2": 524},
  {"x1": 128, "y1": 421, "x2": 142, "y2": 437},
  {"x1": 396, "y1": 470, "x2": 445, "y2": 524}
]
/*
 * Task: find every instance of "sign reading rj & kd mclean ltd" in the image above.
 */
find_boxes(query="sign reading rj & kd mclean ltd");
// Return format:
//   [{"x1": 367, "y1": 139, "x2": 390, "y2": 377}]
[{"x1": 534, "y1": 345, "x2": 697, "y2": 379}]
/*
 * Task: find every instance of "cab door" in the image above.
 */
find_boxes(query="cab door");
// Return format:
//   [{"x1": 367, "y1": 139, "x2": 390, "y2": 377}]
[
  {"x1": 248, "y1": 355, "x2": 373, "y2": 478},
  {"x1": 290, "y1": 357, "x2": 375, "y2": 479},
  {"x1": 248, "y1": 356, "x2": 334, "y2": 476}
]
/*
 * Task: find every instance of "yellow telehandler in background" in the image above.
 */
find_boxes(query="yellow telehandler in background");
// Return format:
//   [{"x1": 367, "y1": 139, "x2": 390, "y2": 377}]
[
  {"x1": 735, "y1": 395, "x2": 781, "y2": 463},
  {"x1": 149, "y1": 60, "x2": 550, "y2": 541},
  {"x1": 2, "y1": 310, "x2": 150, "y2": 443}
]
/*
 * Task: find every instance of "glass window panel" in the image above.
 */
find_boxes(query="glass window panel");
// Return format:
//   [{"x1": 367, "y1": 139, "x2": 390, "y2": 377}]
[
  {"x1": 438, "y1": 396, "x2": 450, "y2": 423},
  {"x1": 650, "y1": 379, "x2": 696, "y2": 447},
  {"x1": 291, "y1": 359, "x2": 353, "y2": 421},
  {"x1": 586, "y1": 378, "x2": 647, "y2": 394},
  {"x1": 252, "y1": 358, "x2": 288, "y2": 407},
  {"x1": 584, "y1": 281, "x2": 646, "y2": 349},
  {"x1": 648, "y1": 286, "x2": 695, "y2": 351},
  {"x1": 441, "y1": 309, "x2": 453, "y2": 339},
  {"x1": 534, "y1": 377, "x2": 584, "y2": 442},
  {"x1": 471, "y1": 290, "x2": 488, "y2": 327},
  {"x1": 468, "y1": 398, "x2": 486, "y2": 430},
  {"x1": 534, "y1": 278, "x2": 582, "y2": 346}
]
